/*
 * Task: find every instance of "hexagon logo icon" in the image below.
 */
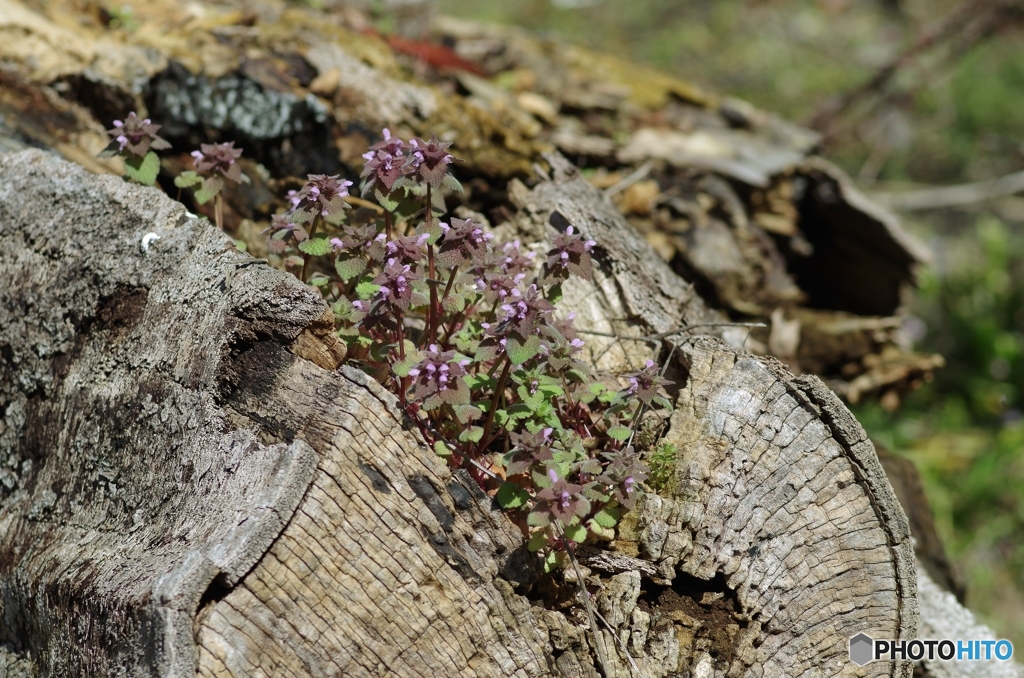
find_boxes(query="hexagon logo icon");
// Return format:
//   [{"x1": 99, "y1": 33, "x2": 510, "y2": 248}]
[{"x1": 850, "y1": 633, "x2": 874, "y2": 666}]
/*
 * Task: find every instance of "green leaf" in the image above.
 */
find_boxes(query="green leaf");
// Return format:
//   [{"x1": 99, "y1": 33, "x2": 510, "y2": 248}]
[
  {"x1": 592, "y1": 506, "x2": 620, "y2": 529},
  {"x1": 336, "y1": 256, "x2": 368, "y2": 281},
  {"x1": 464, "y1": 373, "x2": 496, "y2": 391},
  {"x1": 374, "y1": 187, "x2": 400, "y2": 213},
  {"x1": 433, "y1": 440, "x2": 452, "y2": 458},
  {"x1": 289, "y1": 207, "x2": 316, "y2": 224},
  {"x1": 392, "y1": 358, "x2": 417, "y2": 378},
  {"x1": 516, "y1": 385, "x2": 544, "y2": 410},
  {"x1": 194, "y1": 176, "x2": 223, "y2": 204},
  {"x1": 496, "y1": 482, "x2": 530, "y2": 509},
  {"x1": 505, "y1": 335, "x2": 541, "y2": 366},
  {"x1": 451, "y1": 404, "x2": 482, "y2": 425},
  {"x1": 355, "y1": 281, "x2": 380, "y2": 299},
  {"x1": 441, "y1": 292, "x2": 465, "y2": 313},
  {"x1": 233, "y1": 239, "x2": 248, "y2": 252},
  {"x1": 545, "y1": 282, "x2": 563, "y2": 305},
  {"x1": 308, "y1": 273, "x2": 331, "y2": 288},
  {"x1": 441, "y1": 174, "x2": 464, "y2": 193},
  {"x1": 587, "y1": 519, "x2": 616, "y2": 541},
  {"x1": 563, "y1": 523, "x2": 587, "y2": 543},
  {"x1": 174, "y1": 170, "x2": 202, "y2": 188},
  {"x1": 539, "y1": 384, "x2": 565, "y2": 398},
  {"x1": 527, "y1": 510, "x2": 551, "y2": 527},
  {"x1": 652, "y1": 395, "x2": 673, "y2": 410},
  {"x1": 414, "y1": 218, "x2": 444, "y2": 246},
  {"x1": 527, "y1": 530, "x2": 548, "y2": 552},
  {"x1": 123, "y1": 151, "x2": 160, "y2": 186},
  {"x1": 457, "y1": 426, "x2": 484, "y2": 443},
  {"x1": 607, "y1": 425, "x2": 632, "y2": 442},
  {"x1": 543, "y1": 550, "x2": 562, "y2": 572},
  {"x1": 298, "y1": 237, "x2": 332, "y2": 256}
]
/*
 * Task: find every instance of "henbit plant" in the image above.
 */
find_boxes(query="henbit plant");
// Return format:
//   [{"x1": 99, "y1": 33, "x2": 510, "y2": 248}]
[
  {"x1": 94, "y1": 110, "x2": 671, "y2": 570},
  {"x1": 97, "y1": 112, "x2": 170, "y2": 186},
  {"x1": 175, "y1": 142, "x2": 251, "y2": 231},
  {"x1": 267, "y1": 128, "x2": 673, "y2": 571}
]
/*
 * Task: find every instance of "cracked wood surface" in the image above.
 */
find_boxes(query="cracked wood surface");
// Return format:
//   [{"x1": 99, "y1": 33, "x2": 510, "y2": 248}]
[{"x1": 1, "y1": 149, "x2": 916, "y2": 677}]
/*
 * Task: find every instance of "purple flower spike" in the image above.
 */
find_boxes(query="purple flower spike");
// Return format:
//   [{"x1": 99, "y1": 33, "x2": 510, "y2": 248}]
[
  {"x1": 191, "y1": 142, "x2": 245, "y2": 183},
  {"x1": 405, "y1": 133, "x2": 460, "y2": 189},
  {"x1": 436, "y1": 217, "x2": 493, "y2": 269},
  {"x1": 291, "y1": 174, "x2": 352, "y2": 218},
  {"x1": 535, "y1": 474, "x2": 589, "y2": 525},
  {"x1": 262, "y1": 213, "x2": 309, "y2": 253},
  {"x1": 104, "y1": 111, "x2": 170, "y2": 157},
  {"x1": 361, "y1": 128, "x2": 410, "y2": 196},
  {"x1": 407, "y1": 345, "x2": 471, "y2": 410},
  {"x1": 545, "y1": 224, "x2": 595, "y2": 283},
  {"x1": 624, "y1": 359, "x2": 672, "y2": 406},
  {"x1": 372, "y1": 258, "x2": 422, "y2": 311}
]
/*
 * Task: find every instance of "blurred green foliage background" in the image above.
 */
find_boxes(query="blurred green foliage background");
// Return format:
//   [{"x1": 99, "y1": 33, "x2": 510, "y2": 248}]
[{"x1": 437, "y1": 0, "x2": 1024, "y2": 647}]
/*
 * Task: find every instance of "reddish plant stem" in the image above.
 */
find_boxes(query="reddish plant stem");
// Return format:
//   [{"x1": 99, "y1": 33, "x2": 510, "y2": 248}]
[
  {"x1": 560, "y1": 372, "x2": 582, "y2": 432},
  {"x1": 384, "y1": 210, "x2": 393, "y2": 240},
  {"x1": 214, "y1": 194, "x2": 224, "y2": 231},
  {"x1": 441, "y1": 266, "x2": 458, "y2": 304},
  {"x1": 439, "y1": 311, "x2": 465, "y2": 345},
  {"x1": 478, "y1": 358, "x2": 512, "y2": 455},
  {"x1": 425, "y1": 184, "x2": 440, "y2": 344},
  {"x1": 394, "y1": 310, "x2": 410, "y2": 406},
  {"x1": 299, "y1": 213, "x2": 323, "y2": 284}
]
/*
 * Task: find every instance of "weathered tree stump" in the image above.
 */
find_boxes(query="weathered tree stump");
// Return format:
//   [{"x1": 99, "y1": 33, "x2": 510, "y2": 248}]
[{"x1": 1, "y1": 148, "x2": 918, "y2": 677}]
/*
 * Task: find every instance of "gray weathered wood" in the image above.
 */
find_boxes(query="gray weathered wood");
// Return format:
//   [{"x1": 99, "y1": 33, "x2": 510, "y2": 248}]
[{"x1": 1, "y1": 149, "x2": 918, "y2": 677}]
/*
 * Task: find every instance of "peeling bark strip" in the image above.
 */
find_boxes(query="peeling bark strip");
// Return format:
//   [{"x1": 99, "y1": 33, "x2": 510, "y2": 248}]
[{"x1": 1, "y1": 149, "x2": 916, "y2": 677}]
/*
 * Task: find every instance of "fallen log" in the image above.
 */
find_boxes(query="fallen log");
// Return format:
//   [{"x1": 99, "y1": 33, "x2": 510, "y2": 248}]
[
  {"x1": 1, "y1": 148, "x2": 917, "y2": 677},
  {"x1": 0, "y1": 0, "x2": 1016, "y2": 675}
]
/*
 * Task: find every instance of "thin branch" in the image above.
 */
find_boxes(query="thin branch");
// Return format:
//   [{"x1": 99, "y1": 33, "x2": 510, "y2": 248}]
[
  {"x1": 604, "y1": 161, "x2": 654, "y2": 199},
  {"x1": 578, "y1": 322, "x2": 766, "y2": 344},
  {"x1": 871, "y1": 169, "x2": 1024, "y2": 211},
  {"x1": 557, "y1": 523, "x2": 610, "y2": 676},
  {"x1": 807, "y1": 0, "x2": 1018, "y2": 144},
  {"x1": 590, "y1": 607, "x2": 647, "y2": 678}
]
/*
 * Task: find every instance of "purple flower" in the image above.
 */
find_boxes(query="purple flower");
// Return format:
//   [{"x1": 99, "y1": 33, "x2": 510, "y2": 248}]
[
  {"x1": 436, "y1": 217, "x2": 493, "y2": 269},
  {"x1": 501, "y1": 240, "x2": 536, "y2": 277},
  {"x1": 598, "y1": 447, "x2": 648, "y2": 510},
  {"x1": 495, "y1": 284, "x2": 554, "y2": 337},
  {"x1": 361, "y1": 129, "x2": 410, "y2": 195},
  {"x1": 405, "y1": 134, "x2": 460, "y2": 189},
  {"x1": 372, "y1": 258, "x2": 422, "y2": 311},
  {"x1": 624, "y1": 359, "x2": 672, "y2": 405},
  {"x1": 385, "y1": 233, "x2": 429, "y2": 265},
  {"x1": 475, "y1": 270, "x2": 525, "y2": 305},
  {"x1": 262, "y1": 213, "x2": 308, "y2": 254},
  {"x1": 291, "y1": 174, "x2": 352, "y2": 218},
  {"x1": 105, "y1": 112, "x2": 170, "y2": 157},
  {"x1": 191, "y1": 142, "x2": 245, "y2": 183},
  {"x1": 408, "y1": 345, "x2": 472, "y2": 410},
  {"x1": 534, "y1": 470, "x2": 589, "y2": 525},
  {"x1": 545, "y1": 225, "x2": 596, "y2": 283}
]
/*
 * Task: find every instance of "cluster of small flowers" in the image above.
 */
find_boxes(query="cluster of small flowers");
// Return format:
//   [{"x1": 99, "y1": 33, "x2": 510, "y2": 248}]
[
  {"x1": 105, "y1": 112, "x2": 170, "y2": 157},
  {"x1": 362, "y1": 129, "x2": 457, "y2": 195},
  {"x1": 258, "y1": 127, "x2": 662, "y2": 562},
  {"x1": 96, "y1": 113, "x2": 664, "y2": 563}
]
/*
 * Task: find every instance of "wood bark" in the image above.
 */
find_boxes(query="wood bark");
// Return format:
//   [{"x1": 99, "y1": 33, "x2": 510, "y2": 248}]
[{"x1": 1, "y1": 148, "x2": 919, "y2": 677}]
